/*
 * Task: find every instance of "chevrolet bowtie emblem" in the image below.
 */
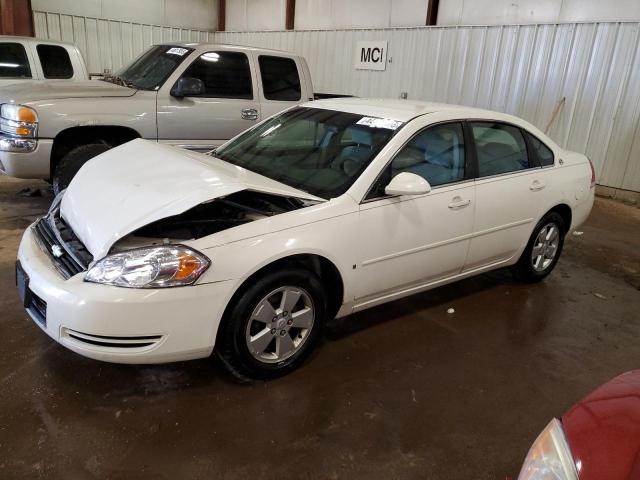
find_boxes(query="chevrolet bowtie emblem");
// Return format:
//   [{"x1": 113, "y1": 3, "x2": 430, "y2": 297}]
[{"x1": 51, "y1": 244, "x2": 64, "y2": 258}]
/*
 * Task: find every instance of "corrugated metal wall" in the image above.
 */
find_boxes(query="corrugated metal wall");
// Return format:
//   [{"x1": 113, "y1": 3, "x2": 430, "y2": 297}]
[
  {"x1": 33, "y1": 11, "x2": 213, "y2": 75},
  {"x1": 32, "y1": 13, "x2": 640, "y2": 192},
  {"x1": 217, "y1": 23, "x2": 640, "y2": 192}
]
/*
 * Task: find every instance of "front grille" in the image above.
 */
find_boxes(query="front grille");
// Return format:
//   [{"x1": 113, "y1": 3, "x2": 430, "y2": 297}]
[
  {"x1": 32, "y1": 208, "x2": 93, "y2": 279},
  {"x1": 64, "y1": 329, "x2": 162, "y2": 349}
]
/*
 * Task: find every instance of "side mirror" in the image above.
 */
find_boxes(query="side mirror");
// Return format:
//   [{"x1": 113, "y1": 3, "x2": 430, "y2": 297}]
[
  {"x1": 171, "y1": 77, "x2": 205, "y2": 98},
  {"x1": 384, "y1": 172, "x2": 431, "y2": 196}
]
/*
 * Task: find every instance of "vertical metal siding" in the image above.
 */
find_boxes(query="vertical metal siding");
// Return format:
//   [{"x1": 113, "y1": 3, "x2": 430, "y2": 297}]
[
  {"x1": 32, "y1": 13, "x2": 640, "y2": 192},
  {"x1": 33, "y1": 11, "x2": 214, "y2": 74},
  {"x1": 215, "y1": 23, "x2": 640, "y2": 192}
]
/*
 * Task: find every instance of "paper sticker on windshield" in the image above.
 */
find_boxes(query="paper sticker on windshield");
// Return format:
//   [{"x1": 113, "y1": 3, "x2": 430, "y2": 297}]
[
  {"x1": 166, "y1": 47, "x2": 189, "y2": 56},
  {"x1": 356, "y1": 117, "x2": 403, "y2": 130}
]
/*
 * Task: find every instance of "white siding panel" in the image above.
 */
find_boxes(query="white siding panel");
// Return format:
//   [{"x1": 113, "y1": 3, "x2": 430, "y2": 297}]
[{"x1": 214, "y1": 23, "x2": 640, "y2": 192}]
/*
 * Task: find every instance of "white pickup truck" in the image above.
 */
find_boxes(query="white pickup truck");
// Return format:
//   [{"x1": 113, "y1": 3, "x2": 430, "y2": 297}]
[
  {"x1": 0, "y1": 36, "x2": 88, "y2": 86},
  {"x1": 0, "y1": 43, "x2": 337, "y2": 193}
]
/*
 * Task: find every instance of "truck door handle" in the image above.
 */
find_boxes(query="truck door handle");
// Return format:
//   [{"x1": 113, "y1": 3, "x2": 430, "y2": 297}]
[
  {"x1": 530, "y1": 180, "x2": 546, "y2": 191},
  {"x1": 241, "y1": 108, "x2": 259, "y2": 120},
  {"x1": 448, "y1": 197, "x2": 471, "y2": 209}
]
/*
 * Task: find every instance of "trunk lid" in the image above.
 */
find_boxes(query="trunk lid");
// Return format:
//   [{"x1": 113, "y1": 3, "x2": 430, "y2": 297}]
[{"x1": 60, "y1": 139, "x2": 322, "y2": 259}]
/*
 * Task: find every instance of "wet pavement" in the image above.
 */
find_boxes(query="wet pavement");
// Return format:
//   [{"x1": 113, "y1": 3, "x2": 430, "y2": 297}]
[{"x1": 0, "y1": 177, "x2": 638, "y2": 479}]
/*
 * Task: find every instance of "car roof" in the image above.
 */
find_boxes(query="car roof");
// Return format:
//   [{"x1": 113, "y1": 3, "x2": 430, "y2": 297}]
[
  {"x1": 306, "y1": 97, "x2": 519, "y2": 124},
  {"x1": 0, "y1": 35, "x2": 77, "y2": 48},
  {"x1": 159, "y1": 42, "x2": 296, "y2": 56}
]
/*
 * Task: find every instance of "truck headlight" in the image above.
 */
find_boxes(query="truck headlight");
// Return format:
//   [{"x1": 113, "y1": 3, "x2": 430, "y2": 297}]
[
  {"x1": 85, "y1": 245, "x2": 210, "y2": 288},
  {"x1": 0, "y1": 104, "x2": 38, "y2": 137},
  {"x1": 518, "y1": 419, "x2": 578, "y2": 480}
]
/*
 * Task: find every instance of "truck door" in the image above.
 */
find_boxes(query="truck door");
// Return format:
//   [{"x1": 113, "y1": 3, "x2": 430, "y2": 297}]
[
  {"x1": 255, "y1": 54, "x2": 309, "y2": 119},
  {"x1": 156, "y1": 49, "x2": 261, "y2": 152}
]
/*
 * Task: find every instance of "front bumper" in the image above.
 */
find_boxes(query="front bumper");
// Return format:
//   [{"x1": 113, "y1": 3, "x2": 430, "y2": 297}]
[
  {"x1": 17, "y1": 226, "x2": 236, "y2": 364},
  {"x1": 0, "y1": 136, "x2": 52, "y2": 178}
]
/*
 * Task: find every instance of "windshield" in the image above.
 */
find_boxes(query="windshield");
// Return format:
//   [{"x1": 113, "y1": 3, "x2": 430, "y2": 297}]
[
  {"x1": 111, "y1": 45, "x2": 193, "y2": 90},
  {"x1": 214, "y1": 107, "x2": 403, "y2": 199}
]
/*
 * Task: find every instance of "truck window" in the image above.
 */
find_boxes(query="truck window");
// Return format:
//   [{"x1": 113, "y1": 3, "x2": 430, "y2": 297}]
[
  {"x1": 258, "y1": 55, "x2": 301, "y2": 101},
  {"x1": 36, "y1": 44, "x2": 73, "y2": 79},
  {"x1": 181, "y1": 51, "x2": 253, "y2": 99},
  {"x1": 0, "y1": 42, "x2": 31, "y2": 78}
]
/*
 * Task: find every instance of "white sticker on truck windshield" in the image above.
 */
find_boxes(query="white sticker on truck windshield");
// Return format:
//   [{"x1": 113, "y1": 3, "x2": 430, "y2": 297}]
[
  {"x1": 166, "y1": 47, "x2": 189, "y2": 56},
  {"x1": 356, "y1": 117, "x2": 403, "y2": 130}
]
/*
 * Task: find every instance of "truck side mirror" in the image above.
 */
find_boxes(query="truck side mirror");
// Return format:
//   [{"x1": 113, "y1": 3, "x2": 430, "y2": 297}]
[{"x1": 171, "y1": 77, "x2": 205, "y2": 98}]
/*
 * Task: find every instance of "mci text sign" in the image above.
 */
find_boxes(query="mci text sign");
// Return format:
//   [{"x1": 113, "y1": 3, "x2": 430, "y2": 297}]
[{"x1": 354, "y1": 41, "x2": 387, "y2": 71}]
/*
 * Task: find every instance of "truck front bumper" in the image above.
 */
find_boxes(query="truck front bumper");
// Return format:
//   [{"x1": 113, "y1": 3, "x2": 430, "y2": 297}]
[{"x1": 0, "y1": 136, "x2": 52, "y2": 178}]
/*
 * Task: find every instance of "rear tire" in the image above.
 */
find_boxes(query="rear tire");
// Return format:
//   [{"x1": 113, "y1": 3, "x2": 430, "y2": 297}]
[
  {"x1": 511, "y1": 212, "x2": 566, "y2": 283},
  {"x1": 53, "y1": 143, "x2": 111, "y2": 194},
  {"x1": 216, "y1": 268, "x2": 327, "y2": 381}
]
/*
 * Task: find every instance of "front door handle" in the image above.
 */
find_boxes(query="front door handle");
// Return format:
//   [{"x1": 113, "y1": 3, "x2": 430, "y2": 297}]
[
  {"x1": 530, "y1": 179, "x2": 546, "y2": 191},
  {"x1": 448, "y1": 197, "x2": 471, "y2": 210},
  {"x1": 241, "y1": 108, "x2": 259, "y2": 120}
]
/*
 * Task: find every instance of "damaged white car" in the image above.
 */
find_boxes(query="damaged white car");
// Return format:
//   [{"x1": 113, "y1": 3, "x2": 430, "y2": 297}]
[{"x1": 16, "y1": 98, "x2": 595, "y2": 379}]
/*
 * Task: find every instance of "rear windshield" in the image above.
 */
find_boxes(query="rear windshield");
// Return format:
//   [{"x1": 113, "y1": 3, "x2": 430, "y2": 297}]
[
  {"x1": 0, "y1": 42, "x2": 31, "y2": 79},
  {"x1": 214, "y1": 107, "x2": 403, "y2": 199}
]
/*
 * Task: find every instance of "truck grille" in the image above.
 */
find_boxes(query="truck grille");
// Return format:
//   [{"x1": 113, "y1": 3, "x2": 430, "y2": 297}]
[{"x1": 32, "y1": 208, "x2": 93, "y2": 279}]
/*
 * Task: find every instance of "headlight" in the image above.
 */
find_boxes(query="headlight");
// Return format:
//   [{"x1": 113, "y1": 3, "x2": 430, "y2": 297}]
[
  {"x1": 518, "y1": 419, "x2": 578, "y2": 480},
  {"x1": 0, "y1": 104, "x2": 38, "y2": 137},
  {"x1": 85, "y1": 245, "x2": 210, "y2": 288}
]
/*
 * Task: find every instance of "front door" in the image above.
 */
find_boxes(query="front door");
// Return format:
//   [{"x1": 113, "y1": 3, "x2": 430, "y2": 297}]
[
  {"x1": 156, "y1": 49, "x2": 261, "y2": 151},
  {"x1": 355, "y1": 122, "x2": 475, "y2": 303}
]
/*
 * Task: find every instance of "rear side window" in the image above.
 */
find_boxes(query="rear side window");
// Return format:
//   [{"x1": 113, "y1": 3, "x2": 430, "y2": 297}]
[
  {"x1": 258, "y1": 55, "x2": 301, "y2": 101},
  {"x1": 181, "y1": 51, "x2": 252, "y2": 99},
  {"x1": 471, "y1": 122, "x2": 530, "y2": 177},
  {"x1": 37, "y1": 44, "x2": 73, "y2": 79},
  {"x1": 0, "y1": 42, "x2": 31, "y2": 78},
  {"x1": 527, "y1": 133, "x2": 555, "y2": 167}
]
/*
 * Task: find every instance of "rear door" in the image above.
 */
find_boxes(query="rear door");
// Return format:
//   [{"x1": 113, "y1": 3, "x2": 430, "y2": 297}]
[
  {"x1": 156, "y1": 48, "x2": 261, "y2": 151},
  {"x1": 463, "y1": 121, "x2": 548, "y2": 271},
  {"x1": 256, "y1": 54, "x2": 307, "y2": 119}
]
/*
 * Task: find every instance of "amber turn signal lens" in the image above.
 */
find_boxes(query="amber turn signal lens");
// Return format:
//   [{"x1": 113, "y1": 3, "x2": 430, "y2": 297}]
[
  {"x1": 17, "y1": 106, "x2": 37, "y2": 123},
  {"x1": 175, "y1": 253, "x2": 203, "y2": 280}
]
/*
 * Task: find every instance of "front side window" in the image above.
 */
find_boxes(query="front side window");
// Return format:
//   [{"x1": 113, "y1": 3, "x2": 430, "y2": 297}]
[
  {"x1": 258, "y1": 55, "x2": 301, "y2": 101},
  {"x1": 0, "y1": 42, "x2": 31, "y2": 78},
  {"x1": 114, "y1": 45, "x2": 193, "y2": 90},
  {"x1": 180, "y1": 51, "x2": 253, "y2": 99},
  {"x1": 214, "y1": 107, "x2": 401, "y2": 199},
  {"x1": 37, "y1": 44, "x2": 73, "y2": 79},
  {"x1": 527, "y1": 132, "x2": 555, "y2": 167},
  {"x1": 392, "y1": 123, "x2": 466, "y2": 187},
  {"x1": 471, "y1": 122, "x2": 530, "y2": 177}
]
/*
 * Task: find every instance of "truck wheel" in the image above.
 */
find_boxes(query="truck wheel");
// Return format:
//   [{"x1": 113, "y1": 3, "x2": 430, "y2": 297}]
[
  {"x1": 216, "y1": 268, "x2": 327, "y2": 381},
  {"x1": 53, "y1": 143, "x2": 111, "y2": 194}
]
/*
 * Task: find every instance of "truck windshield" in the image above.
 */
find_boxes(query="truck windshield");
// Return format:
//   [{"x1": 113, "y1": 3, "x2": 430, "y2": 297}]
[
  {"x1": 214, "y1": 107, "x2": 403, "y2": 199},
  {"x1": 113, "y1": 45, "x2": 193, "y2": 90}
]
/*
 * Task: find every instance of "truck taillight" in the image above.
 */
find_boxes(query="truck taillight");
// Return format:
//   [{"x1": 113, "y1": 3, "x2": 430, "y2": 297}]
[{"x1": 588, "y1": 159, "x2": 596, "y2": 188}]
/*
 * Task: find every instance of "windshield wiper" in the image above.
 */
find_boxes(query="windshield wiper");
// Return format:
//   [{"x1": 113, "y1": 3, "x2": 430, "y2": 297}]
[{"x1": 99, "y1": 74, "x2": 136, "y2": 89}]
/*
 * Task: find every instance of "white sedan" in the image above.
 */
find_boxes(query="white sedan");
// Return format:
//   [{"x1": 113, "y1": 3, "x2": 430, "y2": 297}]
[{"x1": 16, "y1": 99, "x2": 595, "y2": 379}]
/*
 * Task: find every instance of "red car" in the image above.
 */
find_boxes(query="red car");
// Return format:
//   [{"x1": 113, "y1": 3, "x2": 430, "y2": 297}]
[{"x1": 518, "y1": 370, "x2": 640, "y2": 479}]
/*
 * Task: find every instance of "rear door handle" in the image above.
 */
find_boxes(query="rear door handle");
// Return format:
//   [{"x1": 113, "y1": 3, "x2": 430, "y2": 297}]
[
  {"x1": 448, "y1": 197, "x2": 471, "y2": 210},
  {"x1": 241, "y1": 108, "x2": 259, "y2": 120},
  {"x1": 530, "y1": 179, "x2": 546, "y2": 191}
]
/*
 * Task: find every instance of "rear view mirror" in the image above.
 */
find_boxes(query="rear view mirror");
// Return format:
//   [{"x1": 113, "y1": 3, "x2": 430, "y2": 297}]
[
  {"x1": 385, "y1": 172, "x2": 431, "y2": 196},
  {"x1": 171, "y1": 77, "x2": 205, "y2": 98}
]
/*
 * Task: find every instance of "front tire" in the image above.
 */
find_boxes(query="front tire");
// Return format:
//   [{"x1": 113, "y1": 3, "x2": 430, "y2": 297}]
[
  {"x1": 53, "y1": 143, "x2": 111, "y2": 194},
  {"x1": 216, "y1": 268, "x2": 327, "y2": 381},
  {"x1": 511, "y1": 212, "x2": 566, "y2": 283}
]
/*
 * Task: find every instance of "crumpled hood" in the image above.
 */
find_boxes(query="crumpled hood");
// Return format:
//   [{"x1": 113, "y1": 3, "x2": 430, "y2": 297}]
[
  {"x1": 60, "y1": 139, "x2": 322, "y2": 259},
  {"x1": 0, "y1": 80, "x2": 135, "y2": 104}
]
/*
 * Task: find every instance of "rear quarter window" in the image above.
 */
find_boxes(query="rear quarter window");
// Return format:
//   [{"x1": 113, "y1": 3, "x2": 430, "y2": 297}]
[
  {"x1": 0, "y1": 42, "x2": 31, "y2": 78},
  {"x1": 527, "y1": 133, "x2": 555, "y2": 167},
  {"x1": 258, "y1": 55, "x2": 301, "y2": 101},
  {"x1": 36, "y1": 44, "x2": 73, "y2": 79}
]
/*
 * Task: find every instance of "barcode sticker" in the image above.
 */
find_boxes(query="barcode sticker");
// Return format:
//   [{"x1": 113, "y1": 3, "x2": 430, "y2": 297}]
[
  {"x1": 167, "y1": 47, "x2": 189, "y2": 56},
  {"x1": 356, "y1": 117, "x2": 403, "y2": 130}
]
